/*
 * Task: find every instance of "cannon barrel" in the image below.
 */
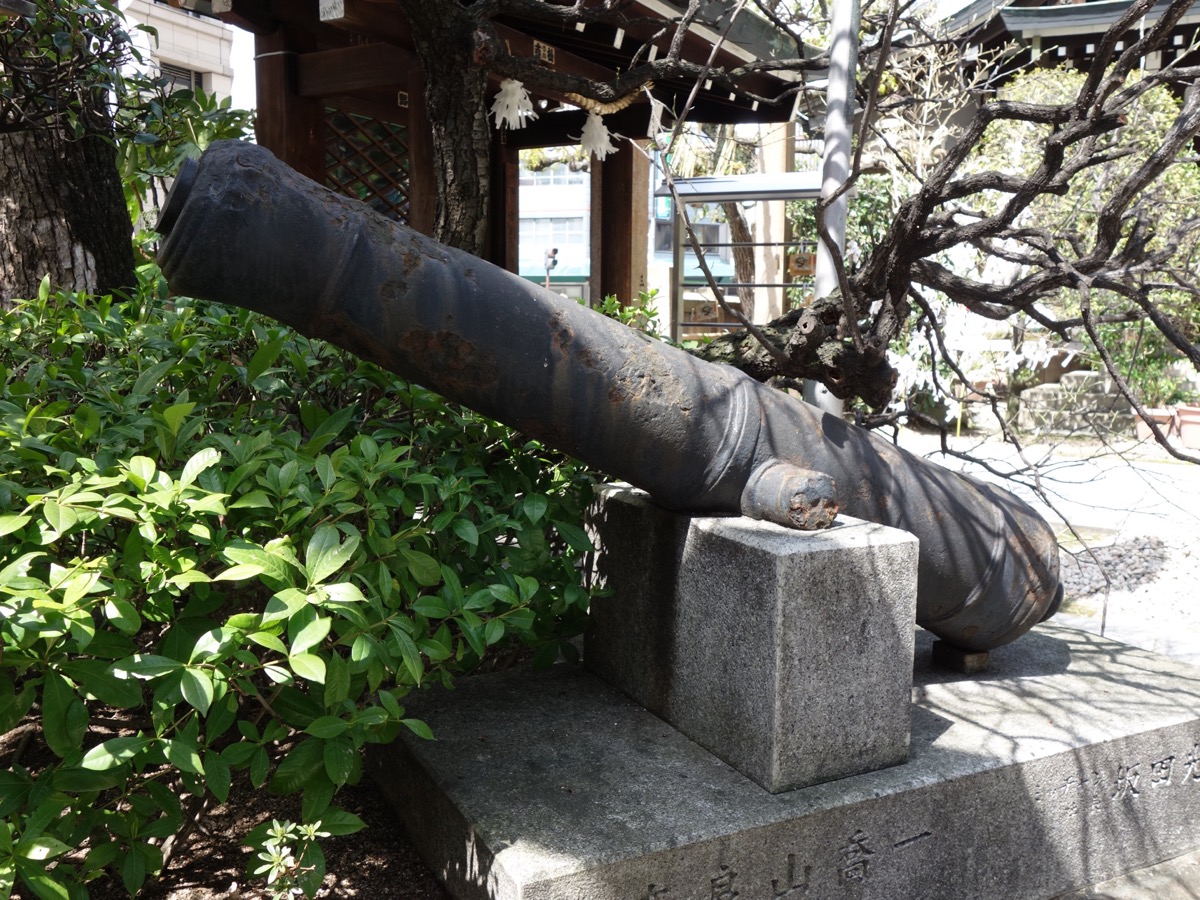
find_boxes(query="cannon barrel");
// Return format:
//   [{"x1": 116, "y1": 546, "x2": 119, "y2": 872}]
[{"x1": 157, "y1": 141, "x2": 1061, "y2": 651}]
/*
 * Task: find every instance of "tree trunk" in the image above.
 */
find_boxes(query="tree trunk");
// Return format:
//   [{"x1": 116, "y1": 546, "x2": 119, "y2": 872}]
[
  {"x1": 403, "y1": 1, "x2": 492, "y2": 255},
  {"x1": 722, "y1": 201, "x2": 756, "y2": 320},
  {"x1": 0, "y1": 123, "x2": 133, "y2": 305}
]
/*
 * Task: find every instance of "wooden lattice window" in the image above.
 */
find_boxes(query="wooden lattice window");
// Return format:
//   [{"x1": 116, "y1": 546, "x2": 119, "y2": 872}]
[{"x1": 325, "y1": 109, "x2": 410, "y2": 223}]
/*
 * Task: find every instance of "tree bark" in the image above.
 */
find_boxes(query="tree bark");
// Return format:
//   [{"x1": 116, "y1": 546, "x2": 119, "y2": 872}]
[
  {"x1": 722, "y1": 201, "x2": 756, "y2": 320},
  {"x1": 402, "y1": 1, "x2": 493, "y2": 255},
  {"x1": 0, "y1": 123, "x2": 133, "y2": 305}
]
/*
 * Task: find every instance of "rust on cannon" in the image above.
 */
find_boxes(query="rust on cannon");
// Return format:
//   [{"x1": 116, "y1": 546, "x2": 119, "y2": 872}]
[{"x1": 157, "y1": 141, "x2": 1061, "y2": 651}]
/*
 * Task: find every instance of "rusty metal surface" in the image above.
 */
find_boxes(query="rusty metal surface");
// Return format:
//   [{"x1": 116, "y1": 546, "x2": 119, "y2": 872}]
[{"x1": 157, "y1": 141, "x2": 1061, "y2": 651}]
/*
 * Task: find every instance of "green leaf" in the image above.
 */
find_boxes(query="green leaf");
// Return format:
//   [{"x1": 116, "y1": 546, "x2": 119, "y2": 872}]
[
  {"x1": 161, "y1": 401, "x2": 196, "y2": 437},
  {"x1": 289, "y1": 652, "x2": 326, "y2": 684},
  {"x1": 552, "y1": 519, "x2": 594, "y2": 551},
  {"x1": 0, "y1": 680, "x2": 36, "y2": 735},
  {"x1": 121, "y1": 841, "x2": 147, "y2": 895},
  {"x1": 245, "y1": 631, "x2": 288, "y2": 655},
  {"x1": 16, "y1": 836, "x2": 71, "y2": 861},
  {"x1": 411, "y1": 595, "x2": 452, "y2": 619},
  {"x1": 270, "y1": 739, "x2": 324, "y2": 795},
  {"x1": 522, "y1": 494, "x2": 549, "y2": 524},
  {"x1": 302, "y1": 406, "x2": 356, "y2": 455},
  {"x1": 0, "y1": 515, "x2": 30, "y2": 538},
  {"x1": 249, "y1": 747, "x2": 269, "y2": 788},
  {"x1": 52, "y1": 766, "x2": 127, "y2": 793},
  {"x1": 302, "y1": 780, "x2": 336, "y2": 826},
  {"x1": 305, "y1": 716, "x2": 349, "y2": 739},
  {"x1": 81, "y1": 736, "x2": 151, "y2": 770},
  {"x1": 103, "y1": 597, "x2": 141, "y2": 634},
  {"x1": 14, "y1": 861, "x2": 70, "y2": 900},
  {"x1": 484, "y1": 617, "x2": 506, "y2": 646},
  {"x1": 112, "y1": 654, "x2": 182, "y2": 680},
  {"x1": 161, "y1": 738, "x2": 204, "y2": 775},
  {"x1": 131, "y1": 359, "x2": 175, "y2": 399},
  {"x1": 41, "y1": 673, "x2": 87, "y2": 759},
  {"x1": 323, "y1": 738, "x2": 356, "y2": 786},
  {"x1": 319, "y1": 808, "x2": 366, "y2": 836},
  {"x1": 390, "y1": 627, "x2": 424, "y2": 685},
  {"x1": 72, "y1": 404, "x2": 101, "y2": 441},
  {"x1": 179, "y1": 447, "x2": 221, "y2": 489},
  {"x1": 245, "y1": 334, "x2": 287, "y2": 384},
  {"x1": 221, "y1": 543, "x2": 299, "y2": 587},
  {"x1": 204, "y1": 751, "x2": 232, "y2": 803},
  {"x1": 180, "y1": 668, "x2": 214, "y2": 715},
  {"x1": 323, "y1": 653, "x2": 351, "y2": 707},
  {"x1": 452, "y1": 518, "x2": 479, "y2": 547},
  {"x1": 213, "y1": 563, "x2": 266, "y2": 582},
  {"x1": 377, "y1": 689, "x2": 402, "y2": 719},
  {"x1": 305, "y1": 525, "x2": 360, "y2": 585},
  {"x1": 41, "y1": 500, "x2": 78, "y2": 537},
  {"x1": 60, "y1": 660, "x2": 141, "y2": 709},
  {"x1": 290, "y1": 615, "x2": 332, "y2": 656},
  {"x1": 125, "y1": 455, "x2": 157, "y2": 491},
  {"x1": 400, "y1": 548, "x2": 440, "y2": 587}
]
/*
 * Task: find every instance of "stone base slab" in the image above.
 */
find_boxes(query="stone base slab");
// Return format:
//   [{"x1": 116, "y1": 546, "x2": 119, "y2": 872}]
[{"x1": 370, "y1": 625, "x2": 1200, "y2": 900}]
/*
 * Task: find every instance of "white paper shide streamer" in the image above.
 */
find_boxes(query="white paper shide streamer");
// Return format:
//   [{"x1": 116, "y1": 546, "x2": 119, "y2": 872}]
[
  {"x1": 491, "y1": 78, "x2": 538, "y2": 130},
  {"x1": 581, "y1": 111, "x2": 618, "y2": 159}
]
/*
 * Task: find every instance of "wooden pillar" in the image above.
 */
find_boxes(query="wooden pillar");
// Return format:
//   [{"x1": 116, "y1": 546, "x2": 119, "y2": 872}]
[
  {"x1": 598, "y1": 141, "x2": 649, "y2": 304},
  {"x1": 405, "y1": 72, "x2": 436, "y2": 238},
  {"x1": 487, "y1": 137, "x2": 520, "y2": 271},
  {"x1": 254, "y1": 26, "x2": 324, "y2": 184}
]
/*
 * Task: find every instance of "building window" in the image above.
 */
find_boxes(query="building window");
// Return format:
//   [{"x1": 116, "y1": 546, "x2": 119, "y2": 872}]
[
  {"x1": 159, "y1": 62, "x2": 205, "y2": 94},
  {"x1": 520, "y1": 216, "x2": 587, "y2": 250},
  {"x1": 153, "y1": 0, "x2": 203, "y2": 17},
  {"x1": 518, "y1": 163, "x2": 588, "y2": 187}
]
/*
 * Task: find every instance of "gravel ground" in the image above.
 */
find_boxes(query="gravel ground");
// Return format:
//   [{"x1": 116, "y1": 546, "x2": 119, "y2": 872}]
[{"x1": 1054, "y1": 531, "x2": 1200, "y2": 666}]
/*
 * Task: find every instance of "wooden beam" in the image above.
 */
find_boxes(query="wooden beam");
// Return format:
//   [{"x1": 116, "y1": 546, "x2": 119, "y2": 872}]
[
  {"x1": 0, "y1": 0, "x2": 36, "y2": 16},
  {"x1": 492, "y1": 23, "x2": 617, "y2": 85},
  {"x1": 212, "y1": 0, "x2": 277, "y2": 35},
  {"x1": 317, "y1": 0, "x2": 412, "y2": 46},
  {"x1": 297, "y1": 42, "x2": 414, "y2": 97}
]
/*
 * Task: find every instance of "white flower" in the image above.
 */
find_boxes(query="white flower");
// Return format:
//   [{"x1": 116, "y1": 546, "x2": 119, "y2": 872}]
[
  {"x1": 580, "y1": 111, "x2": 619, "y2": 159},
  {"x1": 491, "y1": 79, "x2": 537, "y2": 130}
]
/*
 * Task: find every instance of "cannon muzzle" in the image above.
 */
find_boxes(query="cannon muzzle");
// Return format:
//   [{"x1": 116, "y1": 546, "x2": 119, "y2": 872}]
[{"x1": 158, "y1": 141, "x2": 1060, "y2": 651}]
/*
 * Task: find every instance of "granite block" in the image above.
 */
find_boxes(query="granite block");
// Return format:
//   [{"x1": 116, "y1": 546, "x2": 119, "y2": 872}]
[{"x1": 585, "y1": 486, "x2": 919, "y2": 792}]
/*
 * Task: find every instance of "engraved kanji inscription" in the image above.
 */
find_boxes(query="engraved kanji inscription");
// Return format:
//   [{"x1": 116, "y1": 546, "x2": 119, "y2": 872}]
[
  {"x1": 645, "y1": 884, "x2": 669, "y2": 899},
  {"x1": 1183, "y1": 743, "x2": 1200, "y2": 783},
  {"x1": 1150, "y1": 755, "x2": 1176, "y2": 786},
  {"x1": 771, "y1": 853, "x2": 811, "y2": 897},
  {"x1": 1112, "y1": 764, "x2": 1141, "y2": 800},
  {"x1": 839, "y1": 830, "x2": 875, "y2": 883},
  {"x1": 710, "y1": 864, "x2": 738, "y2": 900}
]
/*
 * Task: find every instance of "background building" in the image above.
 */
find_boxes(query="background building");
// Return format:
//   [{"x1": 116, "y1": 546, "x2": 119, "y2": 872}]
[{"x1": 122, "y1": 0, "x2": 236, "y2": 98}]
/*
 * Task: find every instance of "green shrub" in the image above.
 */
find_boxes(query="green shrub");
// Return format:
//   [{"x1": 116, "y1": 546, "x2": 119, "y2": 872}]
[{"x1": 0, "y1": 276, "x2": 596, "y2": 897}]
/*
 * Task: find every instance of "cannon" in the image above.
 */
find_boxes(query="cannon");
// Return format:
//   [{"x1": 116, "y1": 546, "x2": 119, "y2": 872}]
[{"x1": 157, "y1": 141, "x2": 1061, "y2": 651}]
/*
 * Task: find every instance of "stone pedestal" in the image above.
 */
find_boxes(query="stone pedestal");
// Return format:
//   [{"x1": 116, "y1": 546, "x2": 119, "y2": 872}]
[
  {"x1": 585, "y1": 486, "x2": 919, "y2": 792},
  {"x1": 370, "y1": 626, "x2": 1200, "y2": 900}
]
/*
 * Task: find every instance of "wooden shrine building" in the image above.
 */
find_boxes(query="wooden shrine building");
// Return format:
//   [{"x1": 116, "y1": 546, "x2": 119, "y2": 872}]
[{"x1": 184, "y1": 0, "x2": 808, "y2": 303}]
